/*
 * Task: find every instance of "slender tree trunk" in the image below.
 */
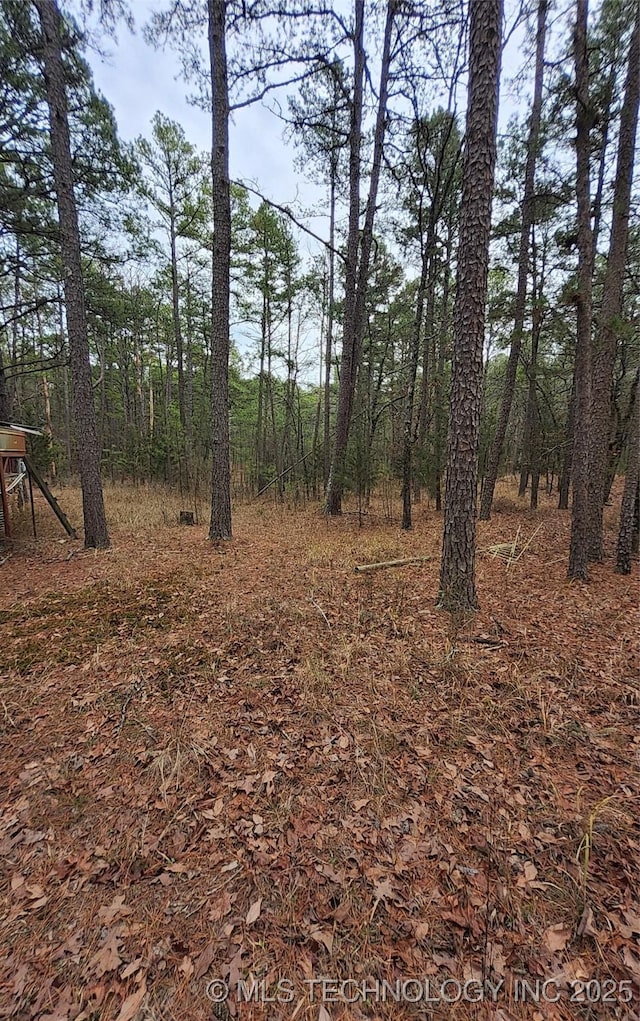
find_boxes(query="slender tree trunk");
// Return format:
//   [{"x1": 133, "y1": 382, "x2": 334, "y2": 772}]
[
  {"x1": 616, "y1": 385, "x2": 640, "y2": 574},
  {"x1": 434, "y1": 221, "x2": 454, "y2": 512},
  {"x1": 35, "y1": 284, "x2": 57, "y2": 478},
  {"x1": 558, "y1": 371, "x2": 575, "y2": 508},
  {"x1": 169, "y1": 214, "x2": 186, "y2": 431},
  {"x1": 527, "y1": 305, "x2": 541, "y2": 509},
  {"x1": 256, "y1": 290, "x2": 266, "y2": 491},
  {"x1": 35, "y1": 0, "x2": 109, "y2": 548},
  {"x1": 324, "y1": 0, "x2": 364, "y2": 514},
  {"x1": 0, "y1": 348, "x2": 11, "y2": 422},
  {"x1": 479, "y1": 0, "x2": 547, "y2": 520},
  {"x1": 568, "y1": 0, "x2": 594, "y2": 580},
  {"x1": 324, "y1": 170, "x2": 336, "y2": 489},
  {"x1": 207, "y1": 0, "x2": 232, "y2": 540},
  {"x1": 438, "y1": 0, "x2": 502, "y2": 611},
  {"x1": 587, "y1": 3, "x2": 639, "y2": 560},
  {"x1": 401, "y1": 246, "x2": 429, "y2": 529},
  {"x1": 325, "y1": 0, "x2": 394, "y2": 514}
]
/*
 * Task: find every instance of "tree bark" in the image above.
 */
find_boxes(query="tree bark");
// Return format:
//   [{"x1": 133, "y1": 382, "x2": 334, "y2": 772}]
[
  {"x1": 169, "y1": 211, "x2": 187, "y2": 431},
  {"x1": 35, "y1": 0, "x2": 109, "y2": 549},
  {"x1": 324, "y1": 0, "x2": 365, "y2": 514},
  {"x1": 479, "y1": 0, "x2": 547, "y2": 520},
  {"x1": 324, "y1": 169, "x2": 336, "y2": 489},
  {"x1": 587, "y1": 3, "x2": 639, "y2": 560},
  {"x1": 568, "y1": 0, "x2": 594, "y2": 580},
  {"x1": 207, "y1": 0, "x2": 232, "y2": 540},
  {"x1": 325, "y1": 0, "x2": 394, "y2": 514},
  {"x1": 615, "y1": 384, "x2": 640, "y2": 574},
  {"x1": 438, "y1": 0, "x2": 502, "y2": 611},
  {"x1": 401, "y1": 248, "x2": 429, "y2": 529},
  {"x1": 0, "y1": 349, "x2": 11, "y2": 423}
]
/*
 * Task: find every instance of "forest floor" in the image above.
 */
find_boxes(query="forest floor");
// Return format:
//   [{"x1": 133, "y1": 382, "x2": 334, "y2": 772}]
[{"x1": 0, "y1": 481, "x2": 638, "y2": 1021}]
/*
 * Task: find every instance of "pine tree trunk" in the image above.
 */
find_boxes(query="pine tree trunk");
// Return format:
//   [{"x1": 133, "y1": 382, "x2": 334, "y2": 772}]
[
  {"x1": 479, "y1": 0, "x2": 547, "y2": 520},
  {"x1": 402, "y1": 247, "x2": 430, "y2": 529},
  {"x1": 615, "y1": 388, "x2": 640, "y2": 574},
  {"x1": 35, "y1": 0, "x2": 109, "y2": 548},
  {"x1": 207, "y1": 0, "x2": 232, "y2": 540},
  {"x1": 433, "y1": 221, "x2": 454, "y2": 512},
  {"x1": 568, "y1": 0, "x2": 594, "y2": 580},
  {"x1": 0, "y1": 349, "x2": 11, "y2": 422},
  {"x1": 324, "y1": 0, "x2": 364, "y2": 515},
  {"x1": 587, "y1": 4, "x2": 639, "y2": 560},
  {"x1": 438, "y1": 0, "x2": 502, "y2": 611},
  {"x1": 325, "y1": 0, "x2": 394, "y2": 514},
  {"x1": 324, "y1": 167, "x2": 336, "y2": 490},
  {"x1": 169, "y1": 215, "x2": 187, "y2": 431},
  {"x1": 558, "y1": 371, "x2": 575, "y2": 509}
]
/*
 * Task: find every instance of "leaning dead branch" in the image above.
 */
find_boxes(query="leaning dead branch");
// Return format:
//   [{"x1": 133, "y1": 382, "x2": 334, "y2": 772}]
[{"x1": 354, "y1": 555, "x2": 434, "y2": 573}]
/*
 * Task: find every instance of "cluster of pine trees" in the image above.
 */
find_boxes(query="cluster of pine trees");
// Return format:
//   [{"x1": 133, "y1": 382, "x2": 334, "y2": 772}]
[{"x1": 0, "y1": 0, "x2": 637, "y2": 608}]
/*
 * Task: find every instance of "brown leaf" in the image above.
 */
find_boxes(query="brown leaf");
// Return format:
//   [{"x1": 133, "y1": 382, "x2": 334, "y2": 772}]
[
  {"x1": 178, "y1": 956, "x2": 194, "y2": 978},
  {"x1": 98, "y1": 895, "x2": 132, "y2": 924},
  {"x1": 370, "y1": 878, "x2": 394, "y2": 920},
  {"x1": 194, "y1": 941, "x2": 217, "y2": 981},
  {"x1": 622, "y1": 947, "x2": 640, "y2": 985},
  {"x1": 228, "y1": 945, "x2": 244, "y2": 990},
  {"x1": 261, "y1": 769, "x2": 277, "y2": 794},
  {"x1": 543, "y1": 923, "x2": 572, "y2": 953},
  {"x1": 209, "y1": 890, "x2": 232, "y2": 922},
  {"x1": 120, "y1": 960, "x2": 143, "y2": 980},
  {"x1": 576, "y1": 904, "x2": 598, "y2": 938},
  {"x1": 309, "y1": 927, "x2": 333, "y2": 953},
  {"x1": 90, "y1": 932, "x2": 122, "y2": 977},
  {"x1": 246, "y1": 898, "x2": 262, "y2": 925},
  {"x1": 114, "y1": 978, "x2": 146, "y2": 1021},
  {"x1": 622, "y1": 908, "x2": 640, "y2": 934}
]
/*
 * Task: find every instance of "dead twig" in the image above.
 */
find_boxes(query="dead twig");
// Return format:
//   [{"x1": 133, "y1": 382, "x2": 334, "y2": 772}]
[{"x1": 354, "y1": 555, "x2": 434, "y2": 574}]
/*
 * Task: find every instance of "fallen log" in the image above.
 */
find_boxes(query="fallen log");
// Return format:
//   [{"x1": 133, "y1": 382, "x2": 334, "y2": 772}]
[{"x1": 354, "y1": 555, "x2": 434, "y2": 574}]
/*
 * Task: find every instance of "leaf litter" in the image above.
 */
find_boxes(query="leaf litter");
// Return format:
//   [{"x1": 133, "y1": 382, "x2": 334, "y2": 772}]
[{"x1": 0, "y1": 486, "x2": 638, "y2": 1020}]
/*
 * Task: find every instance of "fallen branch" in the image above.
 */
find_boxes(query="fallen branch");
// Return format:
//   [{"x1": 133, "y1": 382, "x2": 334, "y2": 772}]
[{"x1": 354, "y1": 555, "x2": 434, "y2": 574}]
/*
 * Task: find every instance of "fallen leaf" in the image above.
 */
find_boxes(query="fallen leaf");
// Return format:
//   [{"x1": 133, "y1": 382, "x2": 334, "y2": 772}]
[
  {"x1": 120, "y1": 960, "x2": 143, "y2": 980},
  {"x1": 543, "y1": 923, "x2": 572, "y2": 953},
  {"x1": 178, "y1": 956, "x2": 194, "y2": 978},
  {"x1": 370, "y1": 878, "x2": 394, "y2": 919},
  {"x1": 209, "y1": 890, "x2": 233, "y2": 921},
  {"x1": 114, "y1": 978, "x2": 146, "y2": 1021},
  {"x1": 228, "y1": 945, "x2": 244, "y2": 990},
  {"x1": 246, "y1": 898, "x2": 262, "y2": 925},
  {"x1": 90, "y1": 932, "x2": 122, "y2": 977},
  {"x1": 622, "y1": 908, "x2": 640, "y2": 934},
  {"x1": 576, "y1": 904, "x2": 598, "y2": 938},
  {"x1": 309, "y1": 927, "x2": 333, "y2": 953},
  {"x1": 194, "y1": 941, "x2": 217, "y2": 981},
  {"x1": 98, "y1": 895, "x2": 132, "y2": 924}
]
